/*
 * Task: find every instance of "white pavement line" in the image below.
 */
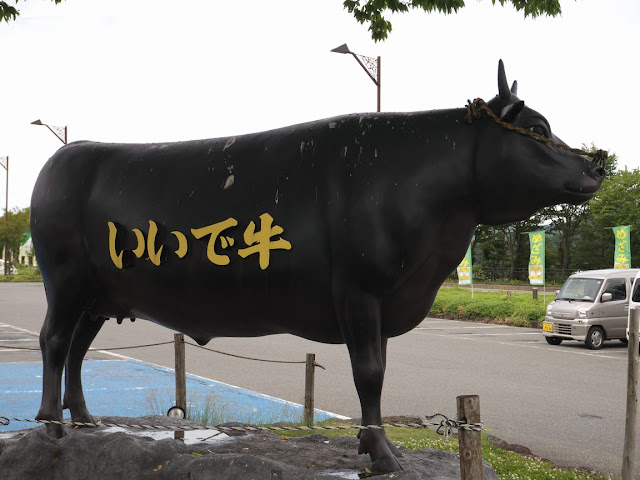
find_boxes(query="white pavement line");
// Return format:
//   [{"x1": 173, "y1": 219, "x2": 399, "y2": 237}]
[
  {"x1": 0, "y1": 323, "x2": 40, "y2": 336},
  {"x1": 413, "y1": 330, "x2": 623, "y2": 360},
  {"x1": 0, "y1": 322, "x2": 142, "y2": 361},
  {"x1": 0, "y1": 338, "x2": 41, "y2": 342},
  {"x1": 438, "y1": 332, "x2": 542, "y2": 337},
  {"x1": 415, "y1": 325, "x2": 526, "y2": 331}
]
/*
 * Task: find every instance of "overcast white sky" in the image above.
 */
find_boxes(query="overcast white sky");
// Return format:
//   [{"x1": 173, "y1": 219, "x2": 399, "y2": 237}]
[{"x1": 0, "y1": 0, "x2": 637, "y2": 209}]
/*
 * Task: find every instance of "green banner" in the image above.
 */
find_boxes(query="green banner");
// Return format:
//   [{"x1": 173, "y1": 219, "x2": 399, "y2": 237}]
[
  {"x1": 457, "y1": 245, "x2": 472, "y2": 285},
  {"x1": 528, "y1": 231, "x2": 545, "y2": 285},
  {"x1": 613, "y1": 226, "x2": 631, "y2": 269}
]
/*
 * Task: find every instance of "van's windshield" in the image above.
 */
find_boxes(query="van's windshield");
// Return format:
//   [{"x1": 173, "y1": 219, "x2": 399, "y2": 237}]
[{"x1": 557, "y1": 278, "x2": 603, "y2": 301}]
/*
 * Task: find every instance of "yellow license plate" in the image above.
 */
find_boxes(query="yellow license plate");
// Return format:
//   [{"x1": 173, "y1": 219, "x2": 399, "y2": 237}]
[{"x1": 543, "y1": 323, "x2": 553, "y2": 332}]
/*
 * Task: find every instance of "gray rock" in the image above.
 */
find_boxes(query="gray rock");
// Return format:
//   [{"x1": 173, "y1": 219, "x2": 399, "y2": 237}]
[{"x1": 0, "y1": 417, "x2": 498, "y2": 480}]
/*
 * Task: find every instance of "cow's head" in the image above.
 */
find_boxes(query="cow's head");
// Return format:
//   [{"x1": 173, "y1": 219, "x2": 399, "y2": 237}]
[{"x1": 473, "y1": 60, "x2": 605, "y2": 225}]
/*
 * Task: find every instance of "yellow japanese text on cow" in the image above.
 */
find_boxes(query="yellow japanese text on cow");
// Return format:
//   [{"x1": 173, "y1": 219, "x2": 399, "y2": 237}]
[{"x1": 108, "y1": 213, "x2": 292, "y2": 271}]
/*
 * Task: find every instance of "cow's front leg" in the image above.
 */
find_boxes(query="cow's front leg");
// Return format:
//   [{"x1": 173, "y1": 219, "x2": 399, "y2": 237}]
[
  {"x1": 337, "y1": 290, "x2": 402, "y2": 473},
  {"x1": 63, "y1": 315, "x2": 106, "y2": 424}
]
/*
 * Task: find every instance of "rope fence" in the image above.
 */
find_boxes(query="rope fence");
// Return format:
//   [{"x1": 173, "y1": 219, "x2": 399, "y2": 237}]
[
  {"x1": 0, "y1": 341, "x2": 325, "y2": 369},
  {"x1": 0, "y1": 414, "x2": 482, "y2": 435},
  {"x1": 0, "y1": 336, "x2": 485, "y2": 477}
]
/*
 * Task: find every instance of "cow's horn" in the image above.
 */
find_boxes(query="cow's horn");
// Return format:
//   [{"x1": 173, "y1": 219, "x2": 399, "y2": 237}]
[
  {"x1": 511, "y1": 80, "x2": 518, "y2": 95},
  {"x1": 498, "y1": 60, "x2": 510, "y2": 100}
]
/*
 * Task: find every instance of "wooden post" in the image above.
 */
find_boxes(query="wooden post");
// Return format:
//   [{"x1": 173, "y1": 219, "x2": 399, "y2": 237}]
[
  {"x1": 622, "y1": 309, "x2": 639, "y2": 479},
  {"x1": 457, "y1": 395, "x2": 483, "y2": 480},
  {"x1": 304, "y1": 353, "x2": 315, "y2": 427},
  {"x1": 532, "y1": 287, "x2": 538, "y2": 300},
  {"x1": 174, "y1": 333, "x2": 186, "y2": 440}
]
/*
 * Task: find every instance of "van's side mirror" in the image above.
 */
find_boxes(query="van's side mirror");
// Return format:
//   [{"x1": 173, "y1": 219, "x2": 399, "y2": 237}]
[
  {"x1": 601, "y1": 292, "x2": 613, "y2": 302},
  {"x1": 555, "y1": 290, "x2": 560, "y2": 296}
]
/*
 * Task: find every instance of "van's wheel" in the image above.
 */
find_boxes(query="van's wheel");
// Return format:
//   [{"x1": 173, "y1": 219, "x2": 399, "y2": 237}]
[
  {"x1": 545, "y1": 337, "x2": 563, "y2": 346},
  {"x1": 586, "y1": 327, "x2": 605, "y2": 350}
]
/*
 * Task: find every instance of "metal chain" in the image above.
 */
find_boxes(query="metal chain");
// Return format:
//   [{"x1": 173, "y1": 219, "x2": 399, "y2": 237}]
[
  {"x1": 465, "y1": 98, "x2": 608, "y2": 166},
  {"x1": 0, "y1": 415, "x2": 482, "y2": 434}
]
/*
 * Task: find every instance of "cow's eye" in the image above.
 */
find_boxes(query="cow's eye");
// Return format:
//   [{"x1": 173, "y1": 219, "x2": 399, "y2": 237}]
[{"x1": 528, "y1": 125, "x2": 547, "y2": 137}]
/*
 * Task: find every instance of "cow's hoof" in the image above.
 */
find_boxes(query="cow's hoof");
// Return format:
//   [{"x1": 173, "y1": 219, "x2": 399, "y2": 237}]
[
  {"x1": 69, "y1": 406, "x2": 97, "y2": 427},
  {"x1": 44, "y1": 422, "x2": 66, "y2": 439},
  {"x1": 371, "y1": 455, "x2": 403, "y2": 473},
  {"x1": 386, "y1": 437, "x2": 403, "y2": 458},
  {"x1": 358, "y1": 429, "x2": 403, "y2": 472}
]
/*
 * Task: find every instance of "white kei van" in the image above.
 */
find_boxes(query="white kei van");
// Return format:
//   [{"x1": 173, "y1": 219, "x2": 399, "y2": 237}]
[
  {"x1": 543, "y1": 269, "x2": 640, "y2": 349},
  {"x1": 626, "y1": 270, "x2": 640, "y2": 341}
]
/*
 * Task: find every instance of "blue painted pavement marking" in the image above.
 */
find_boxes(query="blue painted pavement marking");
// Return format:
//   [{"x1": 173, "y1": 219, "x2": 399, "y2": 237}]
[{"x1": 0, "y1": 359, "x2": 344, "y2": 432}]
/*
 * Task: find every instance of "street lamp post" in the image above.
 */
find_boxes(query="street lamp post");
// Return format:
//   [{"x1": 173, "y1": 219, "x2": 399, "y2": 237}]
[
  {"x1": 0, "y1": 156, "x2": 8, "y2": 275},
  {"x1": 31, "y1": 119, "x2": 68, "y2": 144},
  {"x1": 331, "y1": 43, "x2": 381, "y2": 112}
]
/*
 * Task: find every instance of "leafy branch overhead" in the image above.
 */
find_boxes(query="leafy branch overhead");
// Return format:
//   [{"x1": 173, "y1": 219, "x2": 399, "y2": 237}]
[
  {"x1": 343, "y1": 0, "x2": 563, "y2": 41},
  {"x1": 0, "y1": 0, "x2": 63, "y2": 23}
]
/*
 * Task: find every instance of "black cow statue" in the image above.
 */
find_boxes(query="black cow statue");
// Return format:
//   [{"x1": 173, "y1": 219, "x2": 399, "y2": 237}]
[{"x1": 30, "y1": 61, "x2": 604, "y2": 473}]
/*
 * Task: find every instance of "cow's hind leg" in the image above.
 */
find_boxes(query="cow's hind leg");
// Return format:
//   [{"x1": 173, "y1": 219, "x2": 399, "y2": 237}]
[
  {"x1": 36, "y1": 299, "x2": 85, "y2": 438},
  {"x1": 63, "y1": 314, "x2": 107, "y2": 424},
  {"x1": 379, "y1": 337, "x2": 403, "y2": 458},
  {"x1": 337, "y1": 290, "x2": 402, "y2": 473}
]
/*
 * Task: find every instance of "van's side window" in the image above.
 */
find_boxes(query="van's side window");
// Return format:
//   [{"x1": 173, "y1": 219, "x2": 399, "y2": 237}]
[
  {"x1": 603, "y1": 278, "x2": 627, "y2": 301},
  {"x1": 632, "y1": 279, "x2": 640, "y2": 302}
]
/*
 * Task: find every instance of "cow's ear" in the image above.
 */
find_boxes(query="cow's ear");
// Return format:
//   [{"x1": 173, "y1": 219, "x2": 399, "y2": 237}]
[
  {"x1": 500, "y1": 101, "x2": 525, "y2": 123},
  {"x1": 498, "y1": 60, "x2": 510, "y2": 100},
  {"x1": 511, "y1": 80, "x2": 518, "y2": 95}
]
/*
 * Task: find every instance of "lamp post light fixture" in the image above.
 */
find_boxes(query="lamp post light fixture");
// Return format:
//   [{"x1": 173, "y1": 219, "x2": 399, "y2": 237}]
[
  {"x1": 0, "y1": 156, "x2": 8, "y2": 275},
  {"x1": 331, "y1": 43, "x2": 381, "y2": 112},
  {"x1": 31, "y1": 119, "x2": 68, "y2": 145}
]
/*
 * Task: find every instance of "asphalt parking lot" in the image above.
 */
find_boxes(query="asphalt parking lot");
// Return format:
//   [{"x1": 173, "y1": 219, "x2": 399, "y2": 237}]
[{"x1": 1, "y1": 282, "x2": 638, "y2": 477}]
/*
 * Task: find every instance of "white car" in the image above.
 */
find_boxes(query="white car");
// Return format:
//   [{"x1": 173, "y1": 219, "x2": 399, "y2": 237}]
[{"x1": 627, "y1": 270, "x2": 640, "y2": 341}]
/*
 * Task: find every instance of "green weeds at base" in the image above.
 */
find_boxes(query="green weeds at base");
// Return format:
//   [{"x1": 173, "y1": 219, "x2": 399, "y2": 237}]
[
  {"x1": 278, "y1": 422, "x2": 615, "y2": 480},
  {"x1": 144, "y1": 388, "x2": 305, "y2": 427}
]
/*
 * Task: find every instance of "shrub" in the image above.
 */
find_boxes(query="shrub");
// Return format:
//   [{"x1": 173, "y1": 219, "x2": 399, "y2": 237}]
[{"x1": 429, "y1": 287, "x2": 552, "y2": 327}]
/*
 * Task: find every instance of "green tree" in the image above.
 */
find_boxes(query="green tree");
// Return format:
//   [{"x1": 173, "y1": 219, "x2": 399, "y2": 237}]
[
  {"x1": 0, "y1": 207, "x2": 30, "y2": 271},
  {"x1": 581, "y1": 169, "x2": 640, "y2": 269},
  {"x1": 344, "y1": 0, "x2": 562, "y2": 41},
  {"x1": 1, "y1": 0, "x2": 62, "y2": 23},
  {"x1": 474, "y1": 216, "x2": 541, "y2": 282},
  {"x1": 4, "y1": 1, "x2": 565, "y2": 41}
]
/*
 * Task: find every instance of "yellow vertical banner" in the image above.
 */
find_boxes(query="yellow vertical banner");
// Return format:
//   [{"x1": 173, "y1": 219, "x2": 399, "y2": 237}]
[
  {"x1": 457, "y1": 245, "x2": 472, "y2": 285},
  {"x1": 528, "y1": 231, "x2": 545, "y2": 285},
  {"x1": 612, "y1": 226, "x2": 631, "y2": 269}
]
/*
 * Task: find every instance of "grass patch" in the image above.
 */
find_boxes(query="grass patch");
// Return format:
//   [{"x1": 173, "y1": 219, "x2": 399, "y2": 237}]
[
  {"x1": 430, "y1": 286, "x2": 555, "y2": 327},
  {"x1": 144, "y1": 388, "x2": 304, "y2": 426},
  {"x1": 0, "y1": 264, "x2": 42, "y2": 282},
  {"x1": 277, "y1": 421, "x2": 615, "y2": 479}
]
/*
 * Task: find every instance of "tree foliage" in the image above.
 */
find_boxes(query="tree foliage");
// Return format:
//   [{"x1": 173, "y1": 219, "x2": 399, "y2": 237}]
[
  {"x1": 343, "y1": 0, "x2": 562, "y2": 41},
  {"x1": 0, "y1": 207, "x2": 30, "y2": 266},
  {"x1": 4, "y1": 1, "x2": 564, "y2": 41},
  {"x1": 0, "y1": 0, "x2": 63, "y2": 23}
]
